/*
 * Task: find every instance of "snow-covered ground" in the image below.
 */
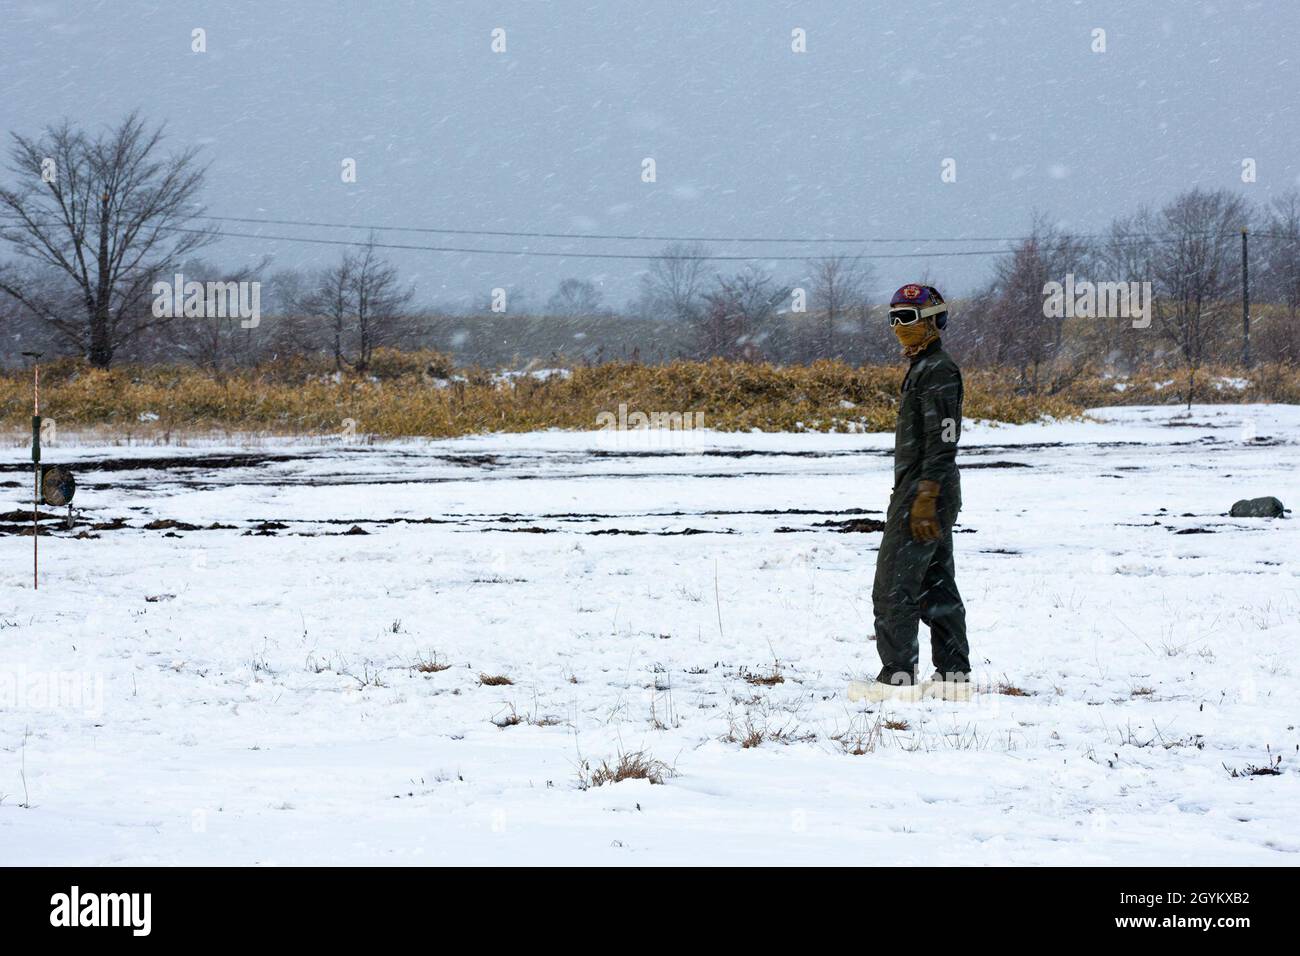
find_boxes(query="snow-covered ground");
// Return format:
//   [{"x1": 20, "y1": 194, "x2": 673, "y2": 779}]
[{"x1": 2, "y1": 404, "x2": 1298, "y2": 865}]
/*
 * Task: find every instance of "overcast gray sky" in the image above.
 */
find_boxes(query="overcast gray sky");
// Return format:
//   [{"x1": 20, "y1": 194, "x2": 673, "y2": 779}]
[{"x1": 2, "y1": 0, "x2": 1295, "y2": 309}]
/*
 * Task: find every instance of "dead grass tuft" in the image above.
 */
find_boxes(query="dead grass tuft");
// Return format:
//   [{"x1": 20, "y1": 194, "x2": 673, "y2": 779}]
[
  {"x1": 722, "y1": 712, "x2": 813, "y2": 749},
  {"x1": 1224, "y1": 750, "x2": 1283, "y2": 778},
  {"x1": 742, "y1": 667, "x2": 785, "y2": 687},
  {"x1": 577, "y1": 750, "x2": 674, "y2": 789},
  {"x1": 414, "y1": 653, "x2": 452, "y2": 674},
  {"x1": 833, "y1": 713, "x2": 886, "y2": 755},
  {"x1": 492, "y1": 705, "x2": 524, "y2": 728},
  {"x1": 479, "y1": 673, "x2": 514, "y2": 686}
]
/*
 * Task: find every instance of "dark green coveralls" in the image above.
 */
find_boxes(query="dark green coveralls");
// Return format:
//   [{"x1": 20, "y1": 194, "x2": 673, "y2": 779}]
[{"x1": 871, "y1": 338, "x2": 969, "y2": 683}]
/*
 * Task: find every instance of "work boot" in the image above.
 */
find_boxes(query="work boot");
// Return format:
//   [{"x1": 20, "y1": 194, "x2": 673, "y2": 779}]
[
  {"x1": 847, "y1": 669, "x2": 925, "y2": 703},
  {"x1": 924, "y1": 669, "x2": 974, "y2": 701}
]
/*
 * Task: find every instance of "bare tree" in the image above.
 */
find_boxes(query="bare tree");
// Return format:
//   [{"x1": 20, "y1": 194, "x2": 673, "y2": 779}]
[
  {"x1": 942, "y1": 280, "x2": 1000, "y2": 366},
  {"x1": 639, "y1": 242, "x2": 707, "y2": 322},
  {"x1": 807, "y1": 255, "x2": 873, "y2": 360},
  {"x1": 0, "y1": 260, "x2": 75, "y2": 362},
  {"x1": 1258, "y1": 191, "x2": 1300, "y2": 362},
  {"x1": 296, "y1": 241, "x2": 412, "y2": 371},
  {"x1": 153, "y1": 256, "x2": 271, "y2": 372},
  {"x1": 350, "y1": 241, "x2": 413, "y2": 370},
  {"x1": 323, "y1": 258, "x2": 355, "y2": 368},
  {"x1": 546, "y1": 277, "x2": 603, "y2": 317},
  {"x1": 1088, "y1": 206, "x2": 1164, "y2": 371},
  {"x1": 0, "y1": 112, "x2": 213, "y2": 367},
  {"x1": 263, "y1": 267, "x2": 309, "y2": 318},
  {"x1": 1147, "y1": 189, "x2": 1250, "y2": 407},
  {"x1": 700, "y1": 266, "x2": 790, "y2": 360},
  {"x1": 988, "y1": 215, "x2": 1091, "y2": 390}
]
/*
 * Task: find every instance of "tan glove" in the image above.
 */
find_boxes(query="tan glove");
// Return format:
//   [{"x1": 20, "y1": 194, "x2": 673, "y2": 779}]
[{"x1": 909, "y1": 480, "x2": 942, "y2": 542}]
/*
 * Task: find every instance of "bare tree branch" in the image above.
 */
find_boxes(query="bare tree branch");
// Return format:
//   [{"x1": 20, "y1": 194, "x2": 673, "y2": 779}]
[{"x1": 0, "y1": 111, "x2": 215, "y2": 366}]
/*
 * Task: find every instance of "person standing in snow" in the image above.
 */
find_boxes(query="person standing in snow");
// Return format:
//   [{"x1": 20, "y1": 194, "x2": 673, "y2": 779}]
[{"x1": 849, "y1": 284, "x2": 971, "y2": 703}]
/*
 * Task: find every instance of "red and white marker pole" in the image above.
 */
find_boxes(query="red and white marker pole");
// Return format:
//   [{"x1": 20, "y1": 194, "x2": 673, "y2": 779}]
[{"x1": 21, "y1": 351, "x2": 42, "y2": 589}]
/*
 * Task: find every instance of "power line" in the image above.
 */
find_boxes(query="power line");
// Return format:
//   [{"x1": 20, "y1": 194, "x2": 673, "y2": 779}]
[
  {"x1": 1, "y1": 212, "x2": 1014, "y2": 260},
  {"x1": 163, "y1": 212, "x2": 1271, "y2": 247},
  {"x1": 1, "y1": 208, "x2": 1265, "y2": 247},
  {"x1": 187, "y1": 213, "x2": 1049, "y2": 244},
  {"x1": 152, "y1": 224, "x2": 1020, "y2": 261},
  {"x1": 1, "y1": 211, "x2": 1290, "y2": 262}
]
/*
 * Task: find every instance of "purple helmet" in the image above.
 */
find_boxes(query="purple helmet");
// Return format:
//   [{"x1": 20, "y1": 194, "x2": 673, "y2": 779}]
[{"x1": 889, "y1": 284, "x2": 948, "y2": 330}]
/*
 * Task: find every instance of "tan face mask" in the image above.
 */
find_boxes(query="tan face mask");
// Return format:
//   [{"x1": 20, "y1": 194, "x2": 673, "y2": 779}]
[{"x1": 894, "y1": 318, "x2": 939, "y2": 357}]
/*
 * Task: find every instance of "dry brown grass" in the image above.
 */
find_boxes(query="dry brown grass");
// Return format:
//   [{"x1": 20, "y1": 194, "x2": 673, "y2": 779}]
[
  {"x1": 833, "y1": 713, "x2": 886, "y2": 755},
  {"x1": 5, "y1": 352, "x2": 1295, "y2": 441},
  {"x1": 577, "y1": 750, "x2": 674, "y2": 788},
  {"x1": 478, "y1": 673, "x2": 514, "y2": 687},
  {"x1": 413, "y1": 653, "x2": 452, "y2": 674},
  {"x1": 722, "y1": 710, "x2": 813, "y2": 749},
  {"x1": 1059, "y1": 363, "x2": 1300, "y2": 408},
  {"x1": 1224, "y1": 751, "x2": 1283, "y2": 777},
  {"x1": 492, "y1": 705, "x2": 524, "y2": 728}
]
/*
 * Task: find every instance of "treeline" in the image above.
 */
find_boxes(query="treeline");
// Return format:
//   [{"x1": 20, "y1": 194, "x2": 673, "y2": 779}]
[{"x1": 2, "y1": 114, "x2": 1298, "y2": 389}]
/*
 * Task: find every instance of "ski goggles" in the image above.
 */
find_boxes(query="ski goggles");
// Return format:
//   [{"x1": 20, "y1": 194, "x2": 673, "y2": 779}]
[{"x1": 889, "y1": 301, "x2": 947, "y2": 326}]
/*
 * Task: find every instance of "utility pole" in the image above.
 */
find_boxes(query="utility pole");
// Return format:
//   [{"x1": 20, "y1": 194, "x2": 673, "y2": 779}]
[{"x1": 1241, "y1": 228, "x2": 1251, "y2": 368}]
